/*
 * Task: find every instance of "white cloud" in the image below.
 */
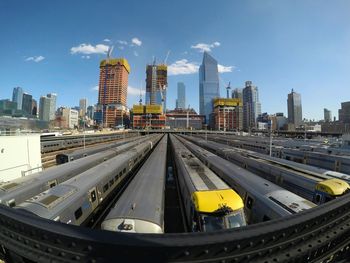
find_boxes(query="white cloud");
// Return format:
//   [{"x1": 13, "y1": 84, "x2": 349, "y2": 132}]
[
  {"x1": 133, "y1": 51, "x2": 139, "y2": 57},
  {"x1": 131, "y1": 37, "x2": 142, "y2": 46},
  {"x1": 117, "y1": 40, "x2": 128, "y2": 45},
  {"x1": 128, "y1": 86, "x2": 145, "y2": 96},
  {"x1": 25, "y1": 56, "x2": 45, "y2": 62},
  {"x1": 103, "y1": 38, "x2": 111, "y2": 42},
  {"x1": 168, "y1": 59, "x2": 199, "y2": 76},
  {"x1": 81, "y1": 55, "x2": 91, "y2": 59},
  {"x1": 91, "y1": 85, "x2": 99, "y2": 91},
  {"x1": 218, "y1": 64, "x2": 234, "y2": 73},
  {"x1": 70, "y1": 43, "x2": 109, "y2": 55},
  {"x1": 191, "y1": 41, "x2": 221, "y2": 52}
]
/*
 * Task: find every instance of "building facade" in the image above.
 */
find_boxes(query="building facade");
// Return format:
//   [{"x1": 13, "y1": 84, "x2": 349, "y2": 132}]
[
  {"x1": 339, "y1": 101, "x2": 350, "y2": 123},
  {"x1": 62, "y1": 108, "x2": 79, "y2": 129},
  {"x1": 243, "y1": 81, "x2": 261, "y2": 131},
  {"x1": 166, "y1": 108, "x2": 205, "y2": 130},
  {"x1": 199, "y1": 52, "x2": 220, "y2": 126},
  {"x1": 47, "y1": 93, "x2": 57, "y2": 121},
  {"x1": 95, "y1": 58, "x2": 130, "y2": 127},
  {"x1": 39, "y1": 96, "x2": 51, "y2": 122},
  {"x1": 287, "y1": 89, "x2": 303, "y2": 128},
  {"x1": 79, "y1": 98, "x2": 87, "y2": 117},
  {"x1": 145, "y1": 64, "x2": 168, "y2": 113},
  {"x1": 324, "y1": 108, "x2": 332, "y2": 122},
  {"x1": 176, "y1": 82, "x2": 186, "y2": 109},
  {"x1": 213, "y1": 98, "x2": 243, "y2": 131},
  {"x1": 12, "y1": 87, "x2": 23, "y2": 110},
  {"x1": 22, "y1": 93, "x2": 33, "y2": 117},
  {"x1": 232, "y1": 88, "x2": 243, "y2": 101},
  {"x1": 32, "y1": 99, "x2": 37, "y2": 117}
]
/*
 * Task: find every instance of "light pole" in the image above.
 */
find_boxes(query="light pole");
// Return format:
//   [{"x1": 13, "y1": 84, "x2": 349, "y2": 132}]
[{"x1": 269, "y1": 119, "x2": 273, "y2": 156}]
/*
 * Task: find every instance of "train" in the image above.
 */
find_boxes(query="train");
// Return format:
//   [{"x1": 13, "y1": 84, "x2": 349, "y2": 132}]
[
  {"x1": 170, "y1": 135, "x2": 247, "y2": 232},
  {"x1": 101, "y1": 135, "x2": 168, "y2": 234},
  {"x1": 41, "y1": 132, "x2": 137, "y2": 153},
  {"x1": 176, "y1": 135, "x2": 316, "y2": 224},
  {"x1": 16, "y1": 135, "x2": 163, "y2": 225},
  {"x1": 183, "y1": 135, "x2": 350, "y2": 204},
  {"x1": 0, "y1": 135, "x2": 159, "y2": 207},
  {"x1": 56, "y1": 135, "x2": 146, "y2": 164}
]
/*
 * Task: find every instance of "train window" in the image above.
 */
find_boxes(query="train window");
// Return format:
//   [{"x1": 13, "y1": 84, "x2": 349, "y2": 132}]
[
  {"x1": 315, "y1": 194, "x2": 321, "y2": 204},
  {"x1": 103, "y1": 184, "x2": 109, "y2": 192},
  {"x1": 246, "y1": 196, "x2": 253, "y2": 209},
  {"x1": 74, "y1": 207, "x2": 82, "y2": 220},
  {"x1": 90, "y1": 191, "x2": 96, "y2": 202},
  {"x1": 109, "y1": 179, "x2": 114, "y2": 187}
]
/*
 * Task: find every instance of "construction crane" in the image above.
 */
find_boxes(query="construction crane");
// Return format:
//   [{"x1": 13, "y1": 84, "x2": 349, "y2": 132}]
[{"x1": 164, "y1": 50, "x2": 171, "y2": 64}]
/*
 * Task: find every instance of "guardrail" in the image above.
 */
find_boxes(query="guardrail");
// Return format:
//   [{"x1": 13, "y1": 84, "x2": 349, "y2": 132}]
[{"x1": 1, "y1": 191, "x2": 350, "y2": 262}]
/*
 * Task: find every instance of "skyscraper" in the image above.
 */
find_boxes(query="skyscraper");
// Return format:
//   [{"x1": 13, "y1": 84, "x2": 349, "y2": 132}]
[
  {"x1": 324, "y1": 108, "x2": 332, "y2": 122},
  {"x1": 243, "y1": 81, "x2": 261, "y2": 131},
  {"x1": 145, "y1": 63, "x2": 167, "y2": 113},
  {"x1": 47, "y1": 93, "x2": 57, "y2": 121},
  {"x1": 287, "y1": 89, "x2": 303, "y2": 128},
  {"x1": 339, "y1": 101, "x2": 350, "y2": 123},
  {"x1": 199, "y1": 52, "x2": 220, "y2": 125},
  {"x1": 79, "y1": 98, "x2": 87, "y2": 117},
  {"x1": 96, "y1": 58, "x2": 130, "y2": 127},
  {"x1": 39, "y1": 96, "x2": 51, "y2": 122},
  {"x1": 232, "y1": 88, "x2": 243, "y2": 101},
  {"x1": 22, "y1": 93, "x2": 33, "y2": 116},
  {"x1": 12, "y1": 87, "x2": 23, "y2": 110},
  {"x1": 32, "y1": 99, "x2": 37, "y2": 117},
  {"x1": 177, "y1": 82, "x2": 186, "y2": 109}
]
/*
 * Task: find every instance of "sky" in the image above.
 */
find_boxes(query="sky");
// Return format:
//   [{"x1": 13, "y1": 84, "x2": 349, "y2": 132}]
[{"x1": 0, "y1": 0, "x2": 349, "y2": 120}]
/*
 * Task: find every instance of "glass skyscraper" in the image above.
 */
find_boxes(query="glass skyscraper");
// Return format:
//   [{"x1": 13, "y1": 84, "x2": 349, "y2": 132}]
[
  {"x1": 243, "y1": 81, "x2": 261, "y2": 131},
  {"x1": 287, "y1": 89, "x2": 303, "y2": 128},
  {"x1": 199, "y1": 52, "x2": 220, "y2": 125},
  {"x1": 177, "y1": 82, "x2": 186, "y2": 109},
  {"x1": 12, "y1": 87, "x2": 23, "y2": 110}
]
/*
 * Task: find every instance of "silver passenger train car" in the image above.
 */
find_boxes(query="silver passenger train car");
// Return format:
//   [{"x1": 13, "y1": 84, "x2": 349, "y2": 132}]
[
  {"x1": 178, "y1": 135, "x2": 316, "y2": 224},
  {"x1": 16, "y1": 135, "x2": 162, "y2": 225},
  {"x1": 0, "y1": 135, "x2": 158, "y2": 207},
  {"x1": 171, "y1": 135, "x2": 247, "y2": 232},
  {"x1": 102, "y1": 135, "x2": 168, "y2": 234}
]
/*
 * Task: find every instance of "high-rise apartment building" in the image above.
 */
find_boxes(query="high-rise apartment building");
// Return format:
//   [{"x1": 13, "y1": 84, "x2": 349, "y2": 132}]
[
  {"x1": 79, "y1": 98, "x2": 87, "y2": 117},
  {"x1": 339, "y1": 101, "x2": 350, "y2": 123},
  {"x1": 324, "y1": 108, "x2": 332, "y2": 122},
  {"x1": 47, "y1": 93, "x2": 57, "y2": 121},
  {"x1": 287, "y1": 89, "x2": 303, "y2": 128},
  {"x1": 243, "y1": 81, "x2": 261, "y2": 131},
  {"x1": 39, "y1": 96, "x2": 51, "y2": 122},
  {"x1": 177, "y1": 82, "x2": 186, "y2": 109},
  {"x1": 12, "y1": 87, "x2": 23, "y2": 110},
  {"x1": 199, "y1": 52, "x2": 220, "y2": 125},
  {"x1": 145, "y1": 63, "x2": 167, "y2": 113},
  {"x1": 95, "y1": 58, "x2": 130, "y2": 127},
  {"x1": 22, "y1": 93, "x2": 33, "y2": 116}
]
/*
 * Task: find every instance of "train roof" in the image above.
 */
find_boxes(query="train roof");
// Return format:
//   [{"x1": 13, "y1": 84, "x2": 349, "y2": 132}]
[
  {"x1": 192, "y1": 189, "x2": 243, "y2": 213},
  {"x1": 316, "y1": 179, "x2": 350, "y2": 196}
]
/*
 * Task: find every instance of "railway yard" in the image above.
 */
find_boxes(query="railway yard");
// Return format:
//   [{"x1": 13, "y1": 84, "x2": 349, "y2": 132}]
[{"x1": 1, "y1": 131, "x2": 350, "y2": 262}]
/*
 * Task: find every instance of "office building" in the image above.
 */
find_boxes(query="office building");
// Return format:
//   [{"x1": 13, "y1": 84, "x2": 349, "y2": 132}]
[
  {"x1": 166, "y1": 108, "x2": 205, "y2": 129},
  {"x1": 287, "y1": 89, "x2": 303, "y2": 128},
  {"x1": 324, "y1": 108, "x2": 332, "y2": 122},
  {"x1": 12, "y1": 87, "x2": 23, "y2": 110},
  {"x1": 62, "y1": 108, "x2": 79, "y2": 129},
  {"x1": 39, "y1": 96, "x2": 51, "y2": 122},
  {"x1": 32, "y1": 99, "x2": 37, "y2": 117},
  {"x1": 79, "y1": 98, "x2": 87, "y2": 117},
  {"x1": 47, "y1": 93, "x2": 57, "y2": 121},
  {"x1": 145, "y1": 63, "x2": 167, "y2": 113},
  {"x1": 87, "y1": 105, "x2": 95, "y2": 120},
  {"x1": 176, "y1": 82, "x2": 186, "y2": 109},
  {"x1": 132, "y1": 104, "x2": 165, "y2": 129},
  {"x1": 95, "y1": 58, "x2": 130, "y2": 127},
  {"x1": 0, "y1": 100, "x2": 17, "y2": 116},
  {"x1": 199, "y1": 52, "x2": 220, "y2": 125},
  {"x1": 212, "y1": 98, "x2": 243, "y2": 131},
  {"x1": 22, "y1": 93, "x2": 33, "y2": 116},
  {"x1": 243, "y1": 81, "x2": 261, "y2": 131},
  {"x1": 232, "y1": 88, "x2": 243, "y2": 101},
  {"x1": 339, "y1": 101, "x2": 350, "y2": 123}
]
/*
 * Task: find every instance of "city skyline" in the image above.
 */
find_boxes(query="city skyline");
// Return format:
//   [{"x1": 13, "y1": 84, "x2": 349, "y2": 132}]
[{"x1": 0, "y1": 1, "x2": 350, "y2": 120}]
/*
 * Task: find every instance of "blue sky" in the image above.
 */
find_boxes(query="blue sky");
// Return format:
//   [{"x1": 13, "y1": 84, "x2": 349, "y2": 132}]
[{"x1": 0, "y1": 0, "x2": 349, "y2": 120}]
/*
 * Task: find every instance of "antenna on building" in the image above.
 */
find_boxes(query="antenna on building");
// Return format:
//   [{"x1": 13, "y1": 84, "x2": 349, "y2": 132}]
[
  {"x1": 226, "y1": 82, "x2": 231, "y2": 99},
  {"x1": 152, "y1": 56, "x2": 156, "y2": 66}
]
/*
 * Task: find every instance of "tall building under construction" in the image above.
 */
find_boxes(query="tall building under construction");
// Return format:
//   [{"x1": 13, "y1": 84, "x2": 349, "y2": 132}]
[
  {"x1": 145, "y1": 63, "x2": 167, "y2": 112},
  {"x1": 95, "y1": 58, "x2": 130, "y2": 127}
]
